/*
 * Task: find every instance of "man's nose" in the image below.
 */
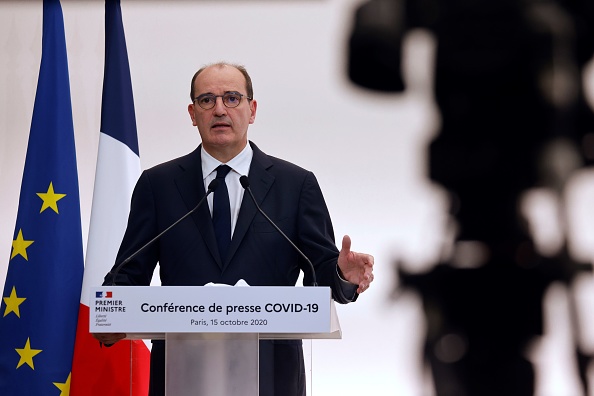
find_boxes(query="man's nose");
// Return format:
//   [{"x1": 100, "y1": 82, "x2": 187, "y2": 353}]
[{"x1": 213, "y1": 97, "x2": 227, "y2": 115}]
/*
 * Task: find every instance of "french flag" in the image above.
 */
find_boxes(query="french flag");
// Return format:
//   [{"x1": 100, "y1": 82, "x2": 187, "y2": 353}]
[{"x1": 71, "y1": 1, "x2": 150, "y2": 394}]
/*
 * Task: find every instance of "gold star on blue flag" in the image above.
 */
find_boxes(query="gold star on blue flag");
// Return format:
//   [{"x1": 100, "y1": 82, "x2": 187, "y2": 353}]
[{"x1": 0, "y1": 1, "x2": 84, "y2": 395}]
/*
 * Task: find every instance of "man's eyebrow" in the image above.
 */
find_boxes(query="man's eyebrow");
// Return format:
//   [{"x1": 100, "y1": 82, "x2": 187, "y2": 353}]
[
  {"x1": 198, "y1": 90, "x2": 241, "y2": 96},
  {"x1": 197, "y1": 91, "x2": 240, "y2": 96}
]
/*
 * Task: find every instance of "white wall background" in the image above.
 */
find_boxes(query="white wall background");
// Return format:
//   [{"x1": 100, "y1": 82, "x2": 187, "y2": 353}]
[{"x1": 2, "y1": 1, "x2": 594, "y2": 395}]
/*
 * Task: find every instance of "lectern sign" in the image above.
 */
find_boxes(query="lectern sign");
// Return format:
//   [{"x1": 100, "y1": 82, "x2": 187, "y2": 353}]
[{"x1": 90, "y1": 286, "x2": 336, "y2": 337}]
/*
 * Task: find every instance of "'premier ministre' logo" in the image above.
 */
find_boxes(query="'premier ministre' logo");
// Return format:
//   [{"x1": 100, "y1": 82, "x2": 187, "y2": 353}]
[{"x1": 95, "y1": 291, "x2": 125, "y2": 312}]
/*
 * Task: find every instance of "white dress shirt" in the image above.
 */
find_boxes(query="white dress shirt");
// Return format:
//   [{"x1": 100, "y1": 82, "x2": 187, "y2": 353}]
[{"x1": 201, "y1": 143, "x2": 253, "y2": 237}]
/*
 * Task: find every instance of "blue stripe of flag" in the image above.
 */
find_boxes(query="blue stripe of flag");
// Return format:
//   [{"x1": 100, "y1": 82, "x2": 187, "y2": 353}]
[{"x1": 101, "y1": 0, "x2": 139, "y2": 156}]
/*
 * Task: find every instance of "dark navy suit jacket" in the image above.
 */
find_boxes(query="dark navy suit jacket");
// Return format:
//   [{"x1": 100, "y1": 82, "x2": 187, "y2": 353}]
[{"x1": 105, "y1": 142, "x2": 355, "y2": 395}]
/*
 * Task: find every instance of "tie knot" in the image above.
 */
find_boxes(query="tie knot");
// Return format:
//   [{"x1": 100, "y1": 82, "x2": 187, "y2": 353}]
[{"x1": 216, "y1": 165, "x2": 232, "y2": 179}]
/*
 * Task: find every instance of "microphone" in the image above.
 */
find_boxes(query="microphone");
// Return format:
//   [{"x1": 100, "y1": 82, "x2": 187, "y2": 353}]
[
  {"x1": 108, "y1": 178, "x2": 220, "y2": 285},
  {"x1": 239, "y1": 175, "x2": 318, "y2": 286}
]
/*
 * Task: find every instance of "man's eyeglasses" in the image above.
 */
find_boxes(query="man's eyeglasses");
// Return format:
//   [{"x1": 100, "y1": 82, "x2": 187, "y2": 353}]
[{"x1": 193, "y1": 91, "x2": 252, "y2": 110}]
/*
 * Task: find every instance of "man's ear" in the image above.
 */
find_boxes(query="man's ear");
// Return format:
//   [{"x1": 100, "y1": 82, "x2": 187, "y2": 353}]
[
  {"x1": 188, "y1": 103, "x2": 197, "y2": 126},
  {"x1": 249, "y1": 99, "x2": 257, "y2": 124}
]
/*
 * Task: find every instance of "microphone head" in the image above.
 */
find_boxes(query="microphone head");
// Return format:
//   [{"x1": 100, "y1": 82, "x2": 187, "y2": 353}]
[
  {"x1": 239, "y1": 175, "x2": 250, "y2": 189},
  {"x1": 208, "y1": 178, "x2": 220, "y2": 192}
]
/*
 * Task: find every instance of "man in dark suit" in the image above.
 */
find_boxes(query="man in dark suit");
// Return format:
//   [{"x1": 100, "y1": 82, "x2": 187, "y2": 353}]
[{"x1": 94, "y1": 62, "x2": 374, "y2": 396}]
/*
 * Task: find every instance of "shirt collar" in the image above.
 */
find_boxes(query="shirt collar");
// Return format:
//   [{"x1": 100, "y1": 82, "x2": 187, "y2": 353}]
[{"x1": 201, "y1": 143, "x2": 253, "y2": 179}]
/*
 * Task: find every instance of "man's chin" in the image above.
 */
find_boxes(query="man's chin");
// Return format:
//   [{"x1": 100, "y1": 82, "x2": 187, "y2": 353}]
[{"x1": 202, "y1": 138, "x2": 247, "y2": 160}]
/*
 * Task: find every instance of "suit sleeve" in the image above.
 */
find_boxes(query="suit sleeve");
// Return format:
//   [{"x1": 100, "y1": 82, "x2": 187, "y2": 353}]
[
  {"x1": 297, "y1": 172, "x2": 358, "y2": 304},
  {"x1": 103, "y1": 171, "x2": 159, "y2": 286}
]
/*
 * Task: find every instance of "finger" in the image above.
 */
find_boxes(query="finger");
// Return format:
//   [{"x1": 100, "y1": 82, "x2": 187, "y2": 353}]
[
  {"x1": 360, "y1": 254, "x2": 374, "y2": 268},
  {"x1": 341, "y1": 235, "x2": 352, "y2": 254},
  {"x1": 357, "y1": 282, "x2": 370, "y2": 294}
]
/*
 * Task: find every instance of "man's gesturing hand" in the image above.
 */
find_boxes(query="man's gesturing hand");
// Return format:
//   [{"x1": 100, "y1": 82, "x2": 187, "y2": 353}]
[{"x1": 337, "y1": 235, "x2": 374, "y2": 294}]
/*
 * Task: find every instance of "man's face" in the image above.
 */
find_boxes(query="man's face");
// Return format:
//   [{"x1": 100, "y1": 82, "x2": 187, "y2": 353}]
[{"x1": 188, "y1": 65, "x2": 257, "y2": 160}]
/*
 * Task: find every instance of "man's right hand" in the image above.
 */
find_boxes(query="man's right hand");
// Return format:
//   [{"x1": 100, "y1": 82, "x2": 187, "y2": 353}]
[{"x1": 92, "y1": 332, "x2": 127, "y2": 346}]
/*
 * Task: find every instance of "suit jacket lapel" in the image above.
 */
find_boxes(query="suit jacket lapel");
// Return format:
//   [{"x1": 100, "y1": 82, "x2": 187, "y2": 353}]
[
  {"x1": 174, "y1": 146, "x2": 222, "y2": 267},
  {"x1": 225, "y1": 142, "x2": 274, "y2": 270}
]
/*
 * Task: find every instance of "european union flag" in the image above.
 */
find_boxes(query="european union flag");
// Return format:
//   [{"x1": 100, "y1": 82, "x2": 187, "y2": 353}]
[{"x1": 0, "y1": 1, "x2": 84, "y2": 395}]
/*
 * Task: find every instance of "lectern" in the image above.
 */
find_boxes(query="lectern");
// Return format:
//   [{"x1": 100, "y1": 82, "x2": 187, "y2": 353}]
[{"x1": 90, "y1": 285, "x2": 341, "y2": 395}]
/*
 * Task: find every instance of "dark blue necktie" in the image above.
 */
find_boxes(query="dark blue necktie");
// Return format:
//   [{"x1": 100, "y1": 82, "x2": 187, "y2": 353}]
[{"x1": 212, "y1": 165, "x2": 232, "y2": 262}]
